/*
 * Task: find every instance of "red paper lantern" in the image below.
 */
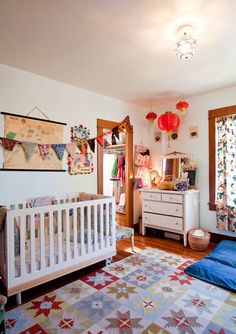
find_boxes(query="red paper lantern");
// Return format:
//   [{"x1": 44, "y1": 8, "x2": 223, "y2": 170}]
[
  {"x1": 146, "y1": 111, "x2": 157, "y2": 124},
  {"x1": 176, "y1": 99, "x2": 189, "y2": 115},
  {"x1": 158, "y1": 112, "x2": 180, "y2": 134}
]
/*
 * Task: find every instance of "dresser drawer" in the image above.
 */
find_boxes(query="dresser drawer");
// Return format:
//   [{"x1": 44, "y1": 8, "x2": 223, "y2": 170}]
[
  {"x1": 162, "y1": 193, "x2": 183, "y2": 204},
  {"x1": 143, "y1": 200, "x2": 183, "y2": 217},
  {"x1": 142, "y1": 192, "x2": 161, "y2": 201},
  {"x1": 143, "y1": 212, "x2": 183, "y2": 231}
]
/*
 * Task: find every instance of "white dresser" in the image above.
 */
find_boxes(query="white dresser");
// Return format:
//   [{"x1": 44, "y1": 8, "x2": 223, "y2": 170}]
[{"x1": 141, "y1": 189, "x2": 199, "y2": 247}]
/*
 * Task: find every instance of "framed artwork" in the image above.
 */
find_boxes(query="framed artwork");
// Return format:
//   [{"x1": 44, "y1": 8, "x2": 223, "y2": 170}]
[
  {"x1": 171, "y1": 130, "x2": 179, "y2": 141},
  {"x1": 68, "y1": 153, "x2": 94, "y2": 175},
  {"x1": 154, "y1": 131, "x2": 162, "y2": 143},
  {"x1": 1, "y1": 112, "x2": 66, "y2": 171},
  {"x1": 190, "y1": 126, "x2": 199, "y2": 138}
]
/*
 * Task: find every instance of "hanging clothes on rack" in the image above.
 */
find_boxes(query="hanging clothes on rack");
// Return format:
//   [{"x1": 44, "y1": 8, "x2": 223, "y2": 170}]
[
  {"x1": 134, "y1": 145, "x2": 151, "y2": 189},
  {"x1": 117, "y1": 154, "x2": 125, "y2": 186}
]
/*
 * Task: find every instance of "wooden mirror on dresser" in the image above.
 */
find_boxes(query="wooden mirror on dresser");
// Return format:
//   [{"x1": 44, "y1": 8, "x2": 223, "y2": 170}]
[{"x1": 97, "y1": 118, "x2": 134, "y2": 228}]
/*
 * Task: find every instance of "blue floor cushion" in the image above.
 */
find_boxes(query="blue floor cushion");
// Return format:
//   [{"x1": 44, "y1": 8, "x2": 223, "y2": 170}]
[{"x1": 184, "y1": 240, "x2": 236, "y2": 292}]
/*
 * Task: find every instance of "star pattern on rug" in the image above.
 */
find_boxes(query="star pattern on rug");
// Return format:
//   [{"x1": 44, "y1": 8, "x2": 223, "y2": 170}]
[
  {"x1": 159, "y1": 255, "x2": 183, "y2": 266},
  {"x1": 74, "y1": 291, "x2": 120, "y2": 322},
  {"x1": 104, "y1": 263, "x2": 135, "y2": 278},
  {"x1": 19, "y1": 323, "x2": 47, "y2": 334},
  {"x1": 181, "y1": 293, "x2": 217, "y2": 314},
  {"x1": 81, "y1": 269, "x2": 118, "y2": 290},
  {"x1": 106, "y1": 281, "x2": 137, "y2": 300},
  {"x1": 141, "y1": 322, "x2": 170, "y2": 334},
  {"x1": 150, "y1": 279, "x2": 186, "y2": 300},
  {"x1": 55, "y1": 280, "x2": 95, "y2": 305},
  {"x1": 177, "y1": 260, "x2": 195, "y2": 271},
  {"x1": 208, "y1": 329, "x2": 227, "y2": 334},
  {"x1": 123, "y1": 269, "x2": 157, "y2": 289},
  {"x1": 6, "y1": 318, "x2": 16, "y2": 330},
  {"x1": 106, "y1": 310, "x2": 143, "y2": 333},
  {"x1": 162, "y1": 309, "x2": 203, "y2": 333},
  {"x1": 124, "y1": 255, "x2": 146, "y2": 266},
  {"x1": 142, "y1": 262, "x2": 172, "y2": 277},
  {"x1": 169, "y1": 271, "x2": 195, "y2": 285},
  {"x1": 27, "y1": 295, "x2": 63, "y2": 318}
]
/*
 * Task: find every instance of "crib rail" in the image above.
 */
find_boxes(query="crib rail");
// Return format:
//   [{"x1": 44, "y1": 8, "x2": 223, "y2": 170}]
[{"x1": 5, "y1": 195, "x2": 116, "y2": 295}]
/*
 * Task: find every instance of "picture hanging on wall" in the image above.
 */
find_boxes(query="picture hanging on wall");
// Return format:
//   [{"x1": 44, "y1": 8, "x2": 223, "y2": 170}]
[
  {"x1": 70, "y1": 125, "x2": 90, "y2": 143},
  {"x1": 68, "y1": 153, "x2": 94, "y2": 175},
  {"x1": 171, "y1": 129, "x2": 179, "y2": 141},
  {"x1": 154, "y1": 131, "x2": 162, "y2": 143},
  {"x1": 189, "y1": 126, "x2": 199, "y2": 138},
  {"x1": 0, "y1": 112, "x2": 66, "y2": 171}
]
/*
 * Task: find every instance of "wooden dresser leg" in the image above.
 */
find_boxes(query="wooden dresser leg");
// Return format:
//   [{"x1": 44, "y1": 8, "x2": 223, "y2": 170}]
[{"x1": 183, "y1": 234, "x2": 187, "y2": 247}]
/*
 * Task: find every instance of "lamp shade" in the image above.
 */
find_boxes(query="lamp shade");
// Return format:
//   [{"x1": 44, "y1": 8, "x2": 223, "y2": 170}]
[
  {"x1": 176, "y1": 100, "x2": 189, "y2": 115},
  {"x1": 146, "y1": 111, "x2": 157, "y2": 124},
  {"x1": 158, "y1": 112, "x2": 180, "y2": 133}
]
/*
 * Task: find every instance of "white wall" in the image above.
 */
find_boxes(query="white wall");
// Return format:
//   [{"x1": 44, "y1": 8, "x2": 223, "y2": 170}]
[
  {"x1": 150, "y1": 86, "x2": 236, "y2": 237},
  {"x1": 0, "y1": 64, "x2": 150, "y2": 224}
]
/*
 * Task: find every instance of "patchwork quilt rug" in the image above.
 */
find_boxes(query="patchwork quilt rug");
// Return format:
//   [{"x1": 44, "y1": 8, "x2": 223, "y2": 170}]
[{"x1": 6, "y1": 248, "x2": 236, "y2": 334}]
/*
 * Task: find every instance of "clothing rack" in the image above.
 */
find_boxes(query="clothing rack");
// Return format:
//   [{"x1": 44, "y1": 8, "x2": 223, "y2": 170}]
[{"x1": 103, "y1": 144, "x2": 125, "y2": 155}]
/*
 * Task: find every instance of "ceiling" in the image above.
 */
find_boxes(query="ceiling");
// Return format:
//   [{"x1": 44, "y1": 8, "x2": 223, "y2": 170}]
[{"x1": 1, "y1": 0, "x2": 236, "y2": 106}]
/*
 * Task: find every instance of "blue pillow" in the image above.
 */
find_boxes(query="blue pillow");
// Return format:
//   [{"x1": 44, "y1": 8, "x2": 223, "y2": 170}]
[{"x1": 185, "y1": 240, "x2": 236, "y2": 292}]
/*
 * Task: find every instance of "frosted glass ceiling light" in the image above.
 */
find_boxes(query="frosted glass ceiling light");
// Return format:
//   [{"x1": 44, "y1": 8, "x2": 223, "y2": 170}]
[{"x1": 175, "y1": 25, "x2": 197, "y2": 60}]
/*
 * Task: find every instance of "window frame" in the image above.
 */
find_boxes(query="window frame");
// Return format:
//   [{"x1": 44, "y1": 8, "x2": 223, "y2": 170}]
[{"x1": 208, "y1": 105, "x2": 236, "y2": 211}]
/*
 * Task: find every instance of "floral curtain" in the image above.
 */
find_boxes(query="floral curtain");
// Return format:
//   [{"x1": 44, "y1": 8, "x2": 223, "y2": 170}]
[{"x1": 216, "y1": 114, "x2": 236, "y2": 231}]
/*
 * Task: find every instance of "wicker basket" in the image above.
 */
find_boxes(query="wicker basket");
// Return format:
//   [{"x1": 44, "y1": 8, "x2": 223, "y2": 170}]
[{"x1": 188, "y1": 229, "x2": 211, "y2": 251}]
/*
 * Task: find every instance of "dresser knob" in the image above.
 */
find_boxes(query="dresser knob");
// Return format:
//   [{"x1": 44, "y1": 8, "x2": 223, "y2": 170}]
[{"x1": 170, "y1": 197, "x2": 173, "y2": 200}]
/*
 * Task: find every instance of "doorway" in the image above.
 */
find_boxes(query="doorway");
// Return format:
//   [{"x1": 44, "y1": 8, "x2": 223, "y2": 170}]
[{"x1": 97, "y1": 118, "x2": 133, "y2": 227}]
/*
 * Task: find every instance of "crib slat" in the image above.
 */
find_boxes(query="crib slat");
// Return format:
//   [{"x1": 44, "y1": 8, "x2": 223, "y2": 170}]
[
  {"x1": 49, "y1": 211, "x2": 54, "y2": 266},
  {"x1": 94, "y1": 205, "x2": 98, "y2": 252},
  {"x1": 8, "y1": 212, "x2": 15, "y2": 281},
  {"x1": 20, "y1": 214, "x2": 26, "y2": 277},
  {"x1": 40, "y1": 213, "x2": 45, "y2": 269},
  {"x1": 66, "y1": 209, "x2": 70, "y2": 261},
  {"x1": 73, "y1": 208, "x2": 78, "y2": 259},
  {"x1": 87, "y1": 206, "x2": 91, "y2": 254},
  {"x1": 30, "y1": 214, "x2": 36, "y2": 273},
  {"x1": 100, "y1": 204, "x2": 104, "y2": 249},
  {"x1": 105, "y1": 203, "x2": 109, "y2": 247},
  {"x1": 58, "y1": 210, "x2": 63, "y2": 263},
  {"x1": 80, "y1": 207, "x2": 85, "y2": 256},
  {"x1": 111, "y1": 200, "x2": 116, "y2": 248}
]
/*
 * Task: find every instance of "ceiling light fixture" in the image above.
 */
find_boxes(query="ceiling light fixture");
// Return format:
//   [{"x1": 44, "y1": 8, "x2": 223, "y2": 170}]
[{"x1": 175, "y1": 25, "x2": 197, "y2": 60}]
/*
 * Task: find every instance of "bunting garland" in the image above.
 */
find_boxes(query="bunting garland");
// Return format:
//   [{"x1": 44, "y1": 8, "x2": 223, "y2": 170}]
[
  {"x1": 96, "y1": 135, "x2": 104, "y2": 147},
  {"x1": 38, "y1": 144, "x2": 50, "y2": 160},
  {"x1": 0, "y1": 116, "x2": 131, "y2": 162},
  {"x1": 87, "y1": 139, "x2": 95, "y2": 153},
  {"x1": 51, "y1": 144, "x2": 66, "y2": 160},
  {"x1": 66, "y1": 143, "x2": 76, "y2": 159},
  {"x1": 0, "y1": 137, "x2": 19, "y2": 151},
  {"x1": 21, "y1": 142, "x2": 37, "y2": 161}
]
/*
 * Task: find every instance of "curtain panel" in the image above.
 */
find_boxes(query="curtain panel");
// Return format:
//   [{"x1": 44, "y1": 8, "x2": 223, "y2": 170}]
[{"x1": 216, "y1": 114, "x2": 236, "y2": 231}]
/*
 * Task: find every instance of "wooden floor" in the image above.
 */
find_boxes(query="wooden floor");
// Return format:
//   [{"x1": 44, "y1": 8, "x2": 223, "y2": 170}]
[{"x1": 6, "y1": 233, "x2": 216, "y2": 310}]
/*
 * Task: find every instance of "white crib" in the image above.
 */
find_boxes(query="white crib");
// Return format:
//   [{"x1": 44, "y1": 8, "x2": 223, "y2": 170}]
[{"x1": 0, "y1": 193, "x2": 116, "y2": 304}]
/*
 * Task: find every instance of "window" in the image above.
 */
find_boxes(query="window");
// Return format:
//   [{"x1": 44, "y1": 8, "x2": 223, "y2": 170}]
[{"x1": 208, "y1": 105, "x2": 236, "y2": 231}]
